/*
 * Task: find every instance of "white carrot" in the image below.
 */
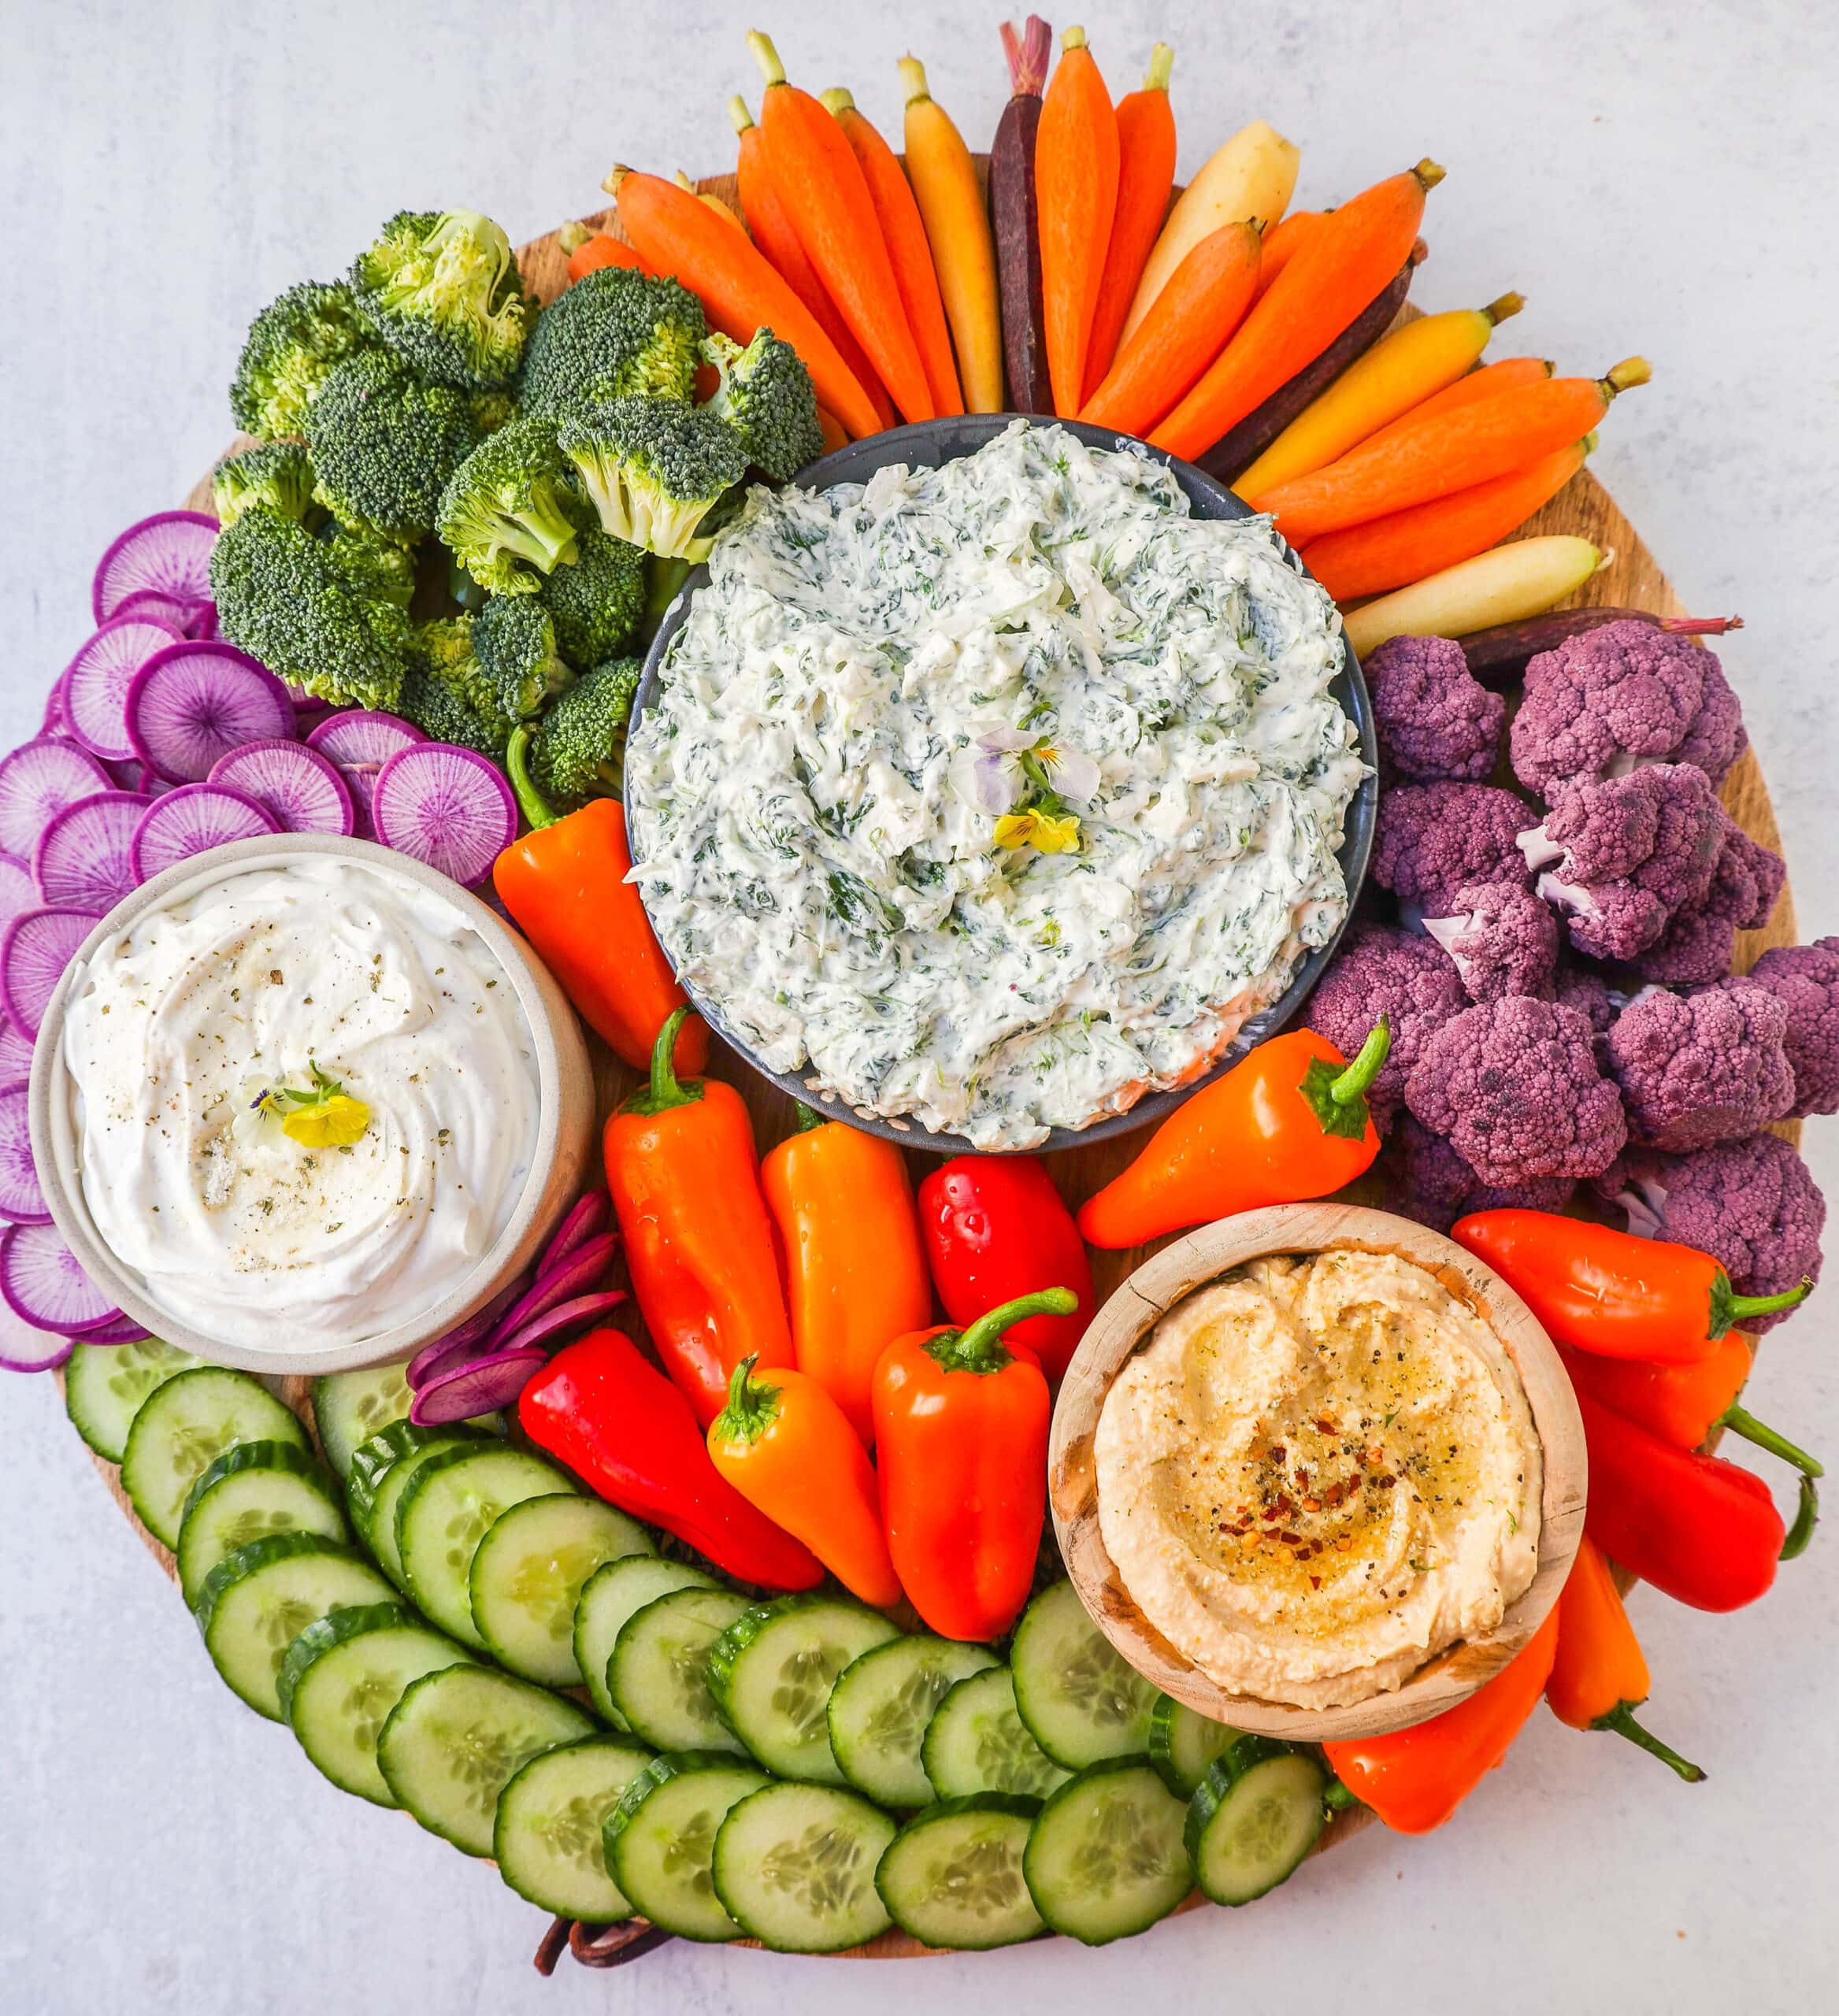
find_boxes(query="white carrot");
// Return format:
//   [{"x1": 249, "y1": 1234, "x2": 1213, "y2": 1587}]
[{"x1": 1340, "y1": 536, "x2": 1610, "y2": 658}]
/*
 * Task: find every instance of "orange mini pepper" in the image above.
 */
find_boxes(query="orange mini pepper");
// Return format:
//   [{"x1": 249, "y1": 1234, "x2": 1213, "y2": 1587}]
[
  {"x1": 760, "y1": 1106, "x2": 932, "y2": 1447},
  {"x1": 1077, "y1": 1020, "x2": 1390, "y2": 1250},
  {"x1": 708, "y1": 1354, "x2": 904, "y2": 1608},
  {"x1": 605, "y1": 1009, "x2": 794, "y2": 1426}
]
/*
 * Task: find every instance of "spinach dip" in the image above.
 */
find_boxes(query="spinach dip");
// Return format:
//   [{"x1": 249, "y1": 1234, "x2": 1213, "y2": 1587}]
[{"x1": 625, "y1": 421, "x2": 1364, "y2": 1149}]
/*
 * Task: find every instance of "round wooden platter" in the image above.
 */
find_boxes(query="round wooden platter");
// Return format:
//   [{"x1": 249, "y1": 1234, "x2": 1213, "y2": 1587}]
[{"x1": 65, "y1": 188, "x2": 1797, "y2": 1964}]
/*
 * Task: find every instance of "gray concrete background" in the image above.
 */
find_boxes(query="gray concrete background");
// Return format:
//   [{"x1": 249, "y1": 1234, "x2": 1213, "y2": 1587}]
[{"x1": 2, "y1": 2, "x2": 1834, "y2": 2009}]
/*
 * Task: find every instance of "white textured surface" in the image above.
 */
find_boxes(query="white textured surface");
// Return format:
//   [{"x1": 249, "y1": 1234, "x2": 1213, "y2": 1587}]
[{"x1": 2, "y1": 1, "x2": 1835, "y2": 2008}]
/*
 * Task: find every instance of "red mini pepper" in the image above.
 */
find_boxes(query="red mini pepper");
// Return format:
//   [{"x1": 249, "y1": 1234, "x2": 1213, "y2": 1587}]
[
  {"x1": 917, "y1": 1155, "x2": 1094, "y2": 1382},
  {"x1": 518, "y1": 1328, "x2": 822, "y2": 1590},
  {"x1": 872, "y1": 1288, "x2": 1070, "y2": 1641}
]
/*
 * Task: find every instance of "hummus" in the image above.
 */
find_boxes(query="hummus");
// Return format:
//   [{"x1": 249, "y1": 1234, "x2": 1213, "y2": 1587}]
[{"x1": 1096, "y1": 1250, "x2": 1541, "y2": 1709}]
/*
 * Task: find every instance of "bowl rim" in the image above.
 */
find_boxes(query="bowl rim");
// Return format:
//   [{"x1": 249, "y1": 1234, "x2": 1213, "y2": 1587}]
[
  {"x1": 26, "y1": 831, "x2": 593, "y2": 1376},
  {"x1": 628, "y1": 413, "x2": 1378, "y2": 1156},
  {"x1": 1047, "y1": 1202, "x2": 1587, "y2": 1744}
]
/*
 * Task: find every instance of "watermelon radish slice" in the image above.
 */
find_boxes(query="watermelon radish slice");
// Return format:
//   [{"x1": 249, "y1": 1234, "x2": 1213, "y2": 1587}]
[
  {"x1": 124, "y1": 642, "x2": 295, "y2": 783},
  {"x1": 0, "y1": 1305, "x2": 77, "y2": 1374},
  {"x1": 410, "y1": 1346, "x2": 548, "y2": 1425},
  {"x1": 0, "y1": 1080, "x2": 48, "y2": 1225},
  {"x1": 305, "y1": 710, "x2": 428, "y2": 768},
  {"x1": 72, "y1": 1313, "x2": 153, "y2": 1345},
  {"x1": 63, "y1": 617, "x2": 185, "y2": 763},
  {"x1": 208, "y1": 739, "x2": 354, "y2": 837},
  {"x1": 370, "y1": 743, "x2": 516, "y2": 888},
  {"x1": 92, "y1": 511, "x2": 219, "y2": 626},
  {"x1": 41, "y1": 675, "x2": 70, "y2": 737},
  {"x1": 113, "y1": 587, "x2": 216, "y2": 640},
  {"x1": 0, "y1": 858, "x2": 36, "y2": 934},
  {"x1": 0, "y1": 907, "x2": 100, "y2": 1037},
  {"x1": 0, "y1": 739, "x2": 113, "y2": 863},
  {"x1": 0, "y1": 1221, "x2": 120, "y2": 1334},
  {"x1": 32, "y1": 792, "x2": 145, "y2": 913},
  {"x1": 0, "y1": 1018, "x2": 32, "y2": 1080},
  {"x1": 129, "y1": 784, "x2": 277, "y2": 884}
]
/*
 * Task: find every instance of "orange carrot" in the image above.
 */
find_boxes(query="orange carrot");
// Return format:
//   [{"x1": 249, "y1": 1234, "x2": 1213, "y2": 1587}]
[
  {"x1": 562, "y1": 226, "x2": 648, "y2": 285},
  {"x1": 1036, "y1": 26, "x2": 1121, "y2": 417},
  {"x1": 1079, "y1": 219, "x2": 1261, "y2": 437},
  {"x1": 1252, "y1": 357, "x2": 1649, "y2": 544},
  {"x1": 1251, "y1": 209, "x2": 1325, "y2": 298},
  {"x1": 1300, "y1": 436, "x2": 1592, "y2": 600},
  {"x1": 1081, "y1": 43, "x2": 1177, "y2": 402},
  {"x1": 749, "y1": 31, "x2": 934, "y2": 422},
  {"x1": 822, "y1": 87, "x2": 963, "y2": 417},
  {"x1": 1355, "y1": 354, "x2": 1554, "y2": 454},
  {"x1": 729, "y1": 98, "x2": 895, "y2": 429},
  {"x1": 1148, "y1": 160, "x2": 1444, "y2": 462},
  {"x1": 607, "y1": 166, "x2": 883, "y2": 440}
]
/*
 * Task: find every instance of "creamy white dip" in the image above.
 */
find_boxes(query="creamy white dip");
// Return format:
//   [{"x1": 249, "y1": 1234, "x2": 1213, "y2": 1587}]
[
  {"x1": 60, "y1": 855, "x2": 540, "y2": 1357},
  {"x1": 627, "y1": 421, "x2": 1363, "y2": 1148}
]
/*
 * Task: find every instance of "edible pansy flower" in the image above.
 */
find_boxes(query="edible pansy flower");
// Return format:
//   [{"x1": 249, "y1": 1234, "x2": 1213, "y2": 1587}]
[
  {"x1": 993, "y1": 808, "x2": 1083, "y2": 854},
  {"x1": 973, "y1": 727, "x2": 1100, "y2": 814},
  {"x1": 253, "y1": 1062, "x2": 374, "y2": 1147}
]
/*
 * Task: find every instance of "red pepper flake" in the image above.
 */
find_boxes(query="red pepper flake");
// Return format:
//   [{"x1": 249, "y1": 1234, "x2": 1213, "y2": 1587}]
[
  {"x1": 1324, "y1": 1483, "x2": 1344, "y2": 1506},
  {"x1": 1268, "y1": 1446, "x2": 1286, "y2": 1466},
  {"x1": 1314, "y1": 1416, "x2": 1339, "y2": 1435},
  {"x1": 1302, "y1": 1496, "x2": 1322, "y2": 1514},
  {"x1": 1279, "y1": 1530, "x2": 1302, "y2": 1545},
  {"x1": 1310, "y1": 1574, "x2": 1322, "y2": 1591}
]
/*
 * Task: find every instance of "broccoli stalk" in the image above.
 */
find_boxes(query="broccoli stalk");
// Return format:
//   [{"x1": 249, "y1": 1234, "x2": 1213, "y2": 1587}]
[
  {"x1": 348, "y1": 209, "x2": 531, "y2": 391},
  {"x1": 229, "y1": 279, "x2": 377, "y2": 441},
  {"x1": 303, "y1": 347, "x2": 476, "y2": 540},
  {"x1": 556, "y1": 397, "x2": 748, "y2": 561},
  {"x1": 702, "y1": 327, "x2": 824, "y2": 481},
  {"x1": 436, "y1": 417, "x2": 581, "y2": 595}
]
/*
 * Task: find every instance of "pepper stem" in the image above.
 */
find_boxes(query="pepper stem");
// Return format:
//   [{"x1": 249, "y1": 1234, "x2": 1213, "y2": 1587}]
[
  {"x1": 1707, "y1": 1272, "x2": 1812, "y2": 1340},
  {"x1": 1322, "y1": 1777, "x2": 1363, "y2": 1814},
  {"x1": 505, "y1": 724, "x2": 559, "y2": 833},
  {"x1": 1298, "y1": 1017, "x2": 1391, "y2": 1141},
  {"x1": 1781, "y1": 1473, "x2": 1820, "y2": 1562},
  {"x1": 1331, "y1": 1017, "x2": 1392, "y2": 1105},
  {"x1": 794, "y1": 1102, "x2": 829, "y2": 1133},
  {"x1": 619, "y1": 1006, "x2": 704, "y2": 1118},
  {"x1": 1592, "y1": 1702, "x2": 1707, "y2": 1783},
  {"x1": 928, "y1": 1288, "x2": 1078, "y2": 1374},
  {"x1": 1719, "y1": 1403, "x2": 1824, "y2": 1482},
  {"x1": 714, "y1": 1354, "x2": 780, "y2": 1446}
]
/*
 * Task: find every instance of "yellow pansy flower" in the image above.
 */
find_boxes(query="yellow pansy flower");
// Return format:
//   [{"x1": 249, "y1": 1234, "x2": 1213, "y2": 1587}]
[{"x1": 993, "y1": 808, "x2": 1083, "y2": 854}]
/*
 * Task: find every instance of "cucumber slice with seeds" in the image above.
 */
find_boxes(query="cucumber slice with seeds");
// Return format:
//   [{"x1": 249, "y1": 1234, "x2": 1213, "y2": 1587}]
[
  {"x1": 279, "y1": 1601, "x2": 474, "y2": 1805},
  {"x1": 65, "y1": 1338, "x2": 202, "y2": 1461},
  {"x1": 313, "y1": 1361, "x2": 500, "y2": 1480},
  {"x1": 376, "y1": 1662, "x2": 593, "y2": 1857},
  {"x1": 610, "y1": 1588, "x2": 751, "y2": 1755},
  {"x1": 875, "y1": 1793, "x2": 1045, "y2": 1950},
  {"x1": 828, "y1": 1635, "x2": 999, "y2": 1807},
  {"x1": 347, "y1": 1422, "x2": 483, "y2": 1585},
  {"x1": 575, "y1": 1555, "x2": 717, "y2": 1730},
  {"x1": 711, "y1": 1781, "x2": 895, "y2": 1953},
  {"x1": 1185, "y1": 1739, "x2": 1326, "y2": 1906},
  {"x1": 923, "y1": 1666, "x2": 1070, "y2": 1800},
  {"x1": 120, "y1": 1367, "x2": 307, "y2": 1549},
  {"x1": 495, "y1": 1734, "x2": 656, "y2": 1920},
  {"x1": 176, "y1": 1440, "x2": 345, "y2": 1606},
  {"x1": 1023, "y1": 1758, "x2": 1192, "y2": 1945},
  {"x1": 1148, "y1": 1694, "x2": 1247, "y2": 1799},
  {"x1": 604, "y1": 1751, "x2": 770, "y2": 1942},
  {"x1": 395, "y1": 1443, "x2": 577, "y2": 1648},
  {"x1": 708, "y1": 1595, "x2": 899, "y2": 1784},
  {"x1": 469, "y1": 1495, "x2": 652, "y2": 1685},
  {"x1": 1010, "y1": 1581, "x2": 1159, "y2": 1770},
  {"x1": 194, "y1": 1532, "x2": 394, "y2": 1720}
]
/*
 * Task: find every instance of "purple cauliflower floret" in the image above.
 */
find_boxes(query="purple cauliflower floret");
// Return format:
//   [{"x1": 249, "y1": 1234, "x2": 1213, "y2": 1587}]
[
  {"x1": 1419, "y1": 878, "x2": 1559, "y2": 1002},
  {"x1": 1385, "y1": 1114, "x2": 1577, "y2": 1233},
  {"x1": 1517, "y1": 764, "x2": 1726, "y2": 962},
  {"x1": 1725, "y1": 938, "x2": 1839, "y2": 1117},
  {"x1": 1306, "y1": 921, "x2": 1468, "y2": 1132},
  {"x1": 1594, "y1": 1132, "x2": 1823, "y2": 1333},
  {"x1": 1552, "y1": 959, "x2": 1630, "y2": 1037},
  {"x1": 1371, "y1": 783, "x2": 1530, "y2": 912},
  {"x1": 1631, "y1": 823, "x2": 1785, "y2": 985},
  {"x1": 1364, "y1": 633, "x2": 1506, "y2": 784},
  {"x1": 1602, "y1": 981, "x2": 1795, "y2": 1151},
  {"x1": 1405, "y1": 995, "x2": 1627, "y2": 1183},
  {"x1": 1509, "y1": 621, "x2": 1748, "y2": 799}
]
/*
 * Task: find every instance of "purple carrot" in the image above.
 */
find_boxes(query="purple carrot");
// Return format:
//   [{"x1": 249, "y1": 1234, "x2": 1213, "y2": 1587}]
[
  {"x1": 1460, "y1": 607, "x2": 1748, "y2": 690},
  {"x1": 488, "y1": 1234, "x2": 620, "y2": 1348},
  {"x1": 32, "y1": 791, "x2": 146, "y2": 913},
  {"x1": 92, "y1": 511, "x2": 219, "y2": 625},
  {"x1": 0, "y1": 1221, "x2": 120, "y2": 1334},
  {"x1": 992, "y1": 17, "x2": 1055, "y2": 414},
  {"x1": 62, "y1": 617, "x2": 184, "y2": 764},
  {"x1": 208, "y1": 739, "x2": 354, "y2": 837},
  {"x1": 497, "y1": 1291, "x2": 628, "y2": 1357},
  {"x1": 0, "y1": 739, "x2": 113, "y2": 865},
  {"x1": 129, "y1": 784, "x2": 278, "y2": 884},
  {"x1": 0, "y1": 906, "x2": 100, "y2": 1037},
  {"x1": 405, "y1": 1271, "x2": 534, "y2": 1388},
  {"x1": 410, "y1": 1346, "x2": 549, "y2": 1424},
  {"x1": 538, "y1": 1191, "x2": 612, "y2": 1278},
  {"x1": 0, "y1": 1080, "x2": 49, "y2": 1225},
  {"x1": 124, "y1": 641, "x2": 295, "y2": 783},
  {"x1": 369, "y1": 743, "x2": 517, "y2": 888}
]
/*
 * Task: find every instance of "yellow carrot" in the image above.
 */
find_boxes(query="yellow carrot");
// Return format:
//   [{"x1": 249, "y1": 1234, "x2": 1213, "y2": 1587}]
[
  {"x1": 1341, "y1": 535, "x2": 1609, "y2": 658},
  {"x1": 899, "y1": 54, "x2": 1003, "y2": 412},
  {"x1": 1235, "y1": 291, "x2": 1525, "y2": 496},
  {"x1": 676, "y1": 169, "x2": 748, "y2": 235}
]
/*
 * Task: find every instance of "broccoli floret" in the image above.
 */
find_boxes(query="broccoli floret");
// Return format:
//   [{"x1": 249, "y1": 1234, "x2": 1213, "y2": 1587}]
[
  {"x1": 1419, "y1": 879, "x2": 1559, "y2": 1004},
  {"x1": 397, "y1": 618, "x2": 511, "y2": 756},
  {"x1": 1601, "y1": 982, "x2": 1795, "y2": 1152},
  {"x1": 469, "y1": 387, "x2": 518, "y2": 436},
  {"x1": 517, "y1": 266, "x2": 707, "y2": 417},
  {"x1": 1363, "y1": 633, "x2": 1505, "y2": 785},
  {"x1": 348, "y1": 209, "x2": 531, "y2": 391},
  {"x1": 212, "y1": 442, "x2": 319, "y2": 529},
  {"x1": 302, "y1": 348, "x2": 476, "y2": 541},
  {"x1": 1726, "y1": 938, "x2": 1839, "y2": 1117},
  {"x1": 229, "y1": 279, "x2": 378, "y2": 440},
  {"x1": 321, "y1": 524, "x2": 417, "y2": 610},
  {"x1": 473, "y1": 596, "x2": 573, "y2": 724},
  {"x1": 1305, "y1": 921, "x2": 1467, "y2": 1134},
  {"x1": 556, "y1": 397, "x2": 749, "y2": 561},
  {"x1": 209, "y1": 507, "x2": 411, "y2": 710},
  {"x1": 539, "y1": 526, "x2": 646, "y2": 669},
  {"x1": 1370, "y1": 782, "x2": 1530, "y2": 914},
  {"x1": 1631, "y1": 824, "x2": 1785, "y2": 985},
  {"x1": 1384, "y1": 1114, "x2": 1577, "y2": 1234},
  {"x1": 703, "y1": 327, "x2": 824, "y2": 482},
  {"x1": 436, "y1": 416, "x2": 581, "y2": 595},
  {"x1": 516, "y1": 660, "x2": 642, "y2": 813}
]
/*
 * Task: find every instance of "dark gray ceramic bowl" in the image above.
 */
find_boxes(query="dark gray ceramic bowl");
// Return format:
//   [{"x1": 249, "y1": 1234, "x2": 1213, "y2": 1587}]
[{"x1": 629, "y1": 414, "x2": 1377, "y2": 1155}]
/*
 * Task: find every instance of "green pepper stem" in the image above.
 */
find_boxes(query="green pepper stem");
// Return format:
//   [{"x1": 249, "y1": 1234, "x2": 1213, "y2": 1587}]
[
  {"x1": 1322, "y1": 1777, "x2": 1362, "y2": 1814},
  {"x1": 620, "y1": 1006, "x2": 703, "y2": 1118},
  {"x1": 506, "y1": 724, "x2": 560, "y2": 833},
  {"x1": 1719, "y1": 1403, "x2": 1823, "y2": 1482},
  {"x1": 928, "y1": 1288, "x2": 1078, "y2": 1373},
  {"x1": 794, "y1": 1102, "x2": 828, "y2": 1133},
  {"x1": 1707, "y1": 1271, "x2": 1812, "y2": 1340},
  {"x1": 1331, "y1": 1016, "x2": 1392, "y2": 1105},
  {"x1": 1781, "y1": 1473, "x2": 1819, "y2": 1562},
  {"x1": 1592, "y1": 1702, "x2": 1707, "y2": 1783},
  {"x1": 714, "y1": 1354, "x2": 780, "y2": 1447}
]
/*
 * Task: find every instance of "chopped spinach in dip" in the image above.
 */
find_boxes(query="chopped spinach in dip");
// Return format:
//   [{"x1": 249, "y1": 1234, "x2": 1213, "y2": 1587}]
[{"x1": 625, "y1": 421, "x2": 1366, "y2": 1149}]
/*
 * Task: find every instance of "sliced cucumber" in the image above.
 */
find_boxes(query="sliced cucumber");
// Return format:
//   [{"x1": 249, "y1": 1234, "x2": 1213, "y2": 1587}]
[
  {"x1": 604, "y1": 1751, "x2": 770, "y2": 1941},
  {"x1": 708, "y1": 1595, "x2": 899, "y2": 1784},
  {"x1": 575, "y1": 1555, "x2": 717, "y2": 1731},
  {"x1": 711, "y1": 1781, "x2": 895, "y2": 1953},
  {"x1": 376, "y1": 1662, "x2": 593, "y2": 1858},
  {"x1": 347, "y1": 1422, "x2": 483, "y2": 1587},
  {"x1": 65, "y1": 1338, "x2": 202, "y2": 1462},
  {"x1": 1148, "y1": 1694, "x2": 1247, "y2": 1799},
  {"x1": 279, "y1": 1601, "x2": 474, "y2": 1806},
  {"x1": 120, "y1": 1368, "x2": 308, "y2": 1550},
  {"x1": 828, "y1": 1635, "x2": 999, "y2": 1808},
  {"x1": 610, "y1": 1588, "x2": 751, "y2": 1755},
  {"x1": 176, "y1": 1440, "x2": 345, "y2": 1606},
  {"x1": 311, "y1": 1362, "x2": 412, "y2": 1479},
  {"x1": 194, "y1": 1533, "x2": 394, "y2": 1721},
  {"x1": 875, "y1": 1793, "x2": 1045, "y2": 1950},
  {"x1": 923, "y1": 1666, "x2": 1070, "y2": 1801},
  {"x1": 1010, "y1": 1580, "x2": 1158, "y2": 1770},
  {"x1": 1023, "y1": 1758, "x2": 1192, "y2": 1945},
  {"x1": 495, "y1": 1734, "x2": 656, "y2": 1920},
  {"x1": 396, "y1": 1444, "x2": 577, "y2": 1649},
  {"x1": 1185, "y1": 1739, "x2": 1326, "y2": 1906},
  {"x1": 469, "y1": 1494, "x2": 652, "y2": 1686}
]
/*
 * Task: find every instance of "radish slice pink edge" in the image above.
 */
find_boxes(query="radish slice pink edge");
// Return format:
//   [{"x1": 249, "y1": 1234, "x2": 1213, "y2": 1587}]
[
  {"x1": 0, "y1": 859, "x2": 38, "y2": 936},
  {"x1": 208, "y1": 739, "x2": 354, "y2": 836},
  {"x1": 92, "y1": 511, "x2": 219, "y2": 626},
  {"x1": 370, "y1": 742, "x2": 517, "y2": 889},
  {"x1": 0, "y1": 1221, "x2": 120, "y2": 1334},
  {"x1": 0, "y1": 1080, "x2": 50, "y2": 1225},
  {"x1": 129, "y1": 784, "x2": 278, "y2": 884},
  {"x1": 62, "y1": 617, "x2": 184, "y2": 764},
  {"x1": 32, "y1": 792, "x2": 146, "y2": 914},
  {"x1": 307, "y1": 713, "x2": 430, "y2": 846},
  {"x1": 0, "y1": 739, "x2": 113, "y2": 865},
  {"x1": 112, "y1": 587, "x2": 217, "y2": 642},
  {"x1": 0, "y1": 907, "x2": 101, "y2": 1038},
  {"x1": 0, "y1": 1308, "x2": 76, "y2": 1373},
  {"x1": 410, "y1": 1347, "x2": 549, "y2": 1424},
  {"x1": 124, "y1": 642, "x2": 295, "y2": 784}
]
